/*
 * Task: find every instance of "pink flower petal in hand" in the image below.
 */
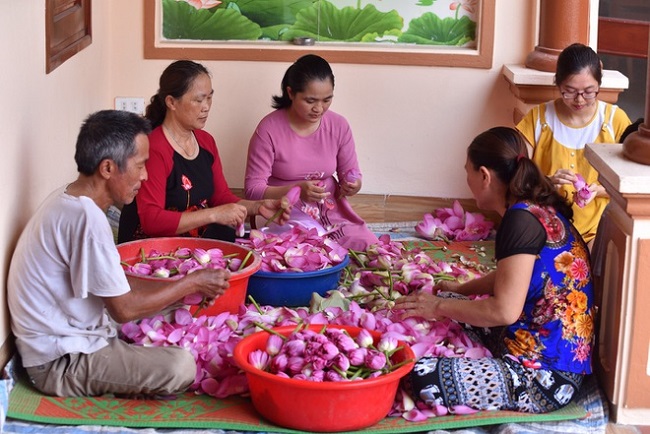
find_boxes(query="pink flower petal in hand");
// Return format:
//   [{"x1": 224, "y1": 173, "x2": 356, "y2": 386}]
[{"x1": 344, "y1": 168, "x2": 362, "y2": 183}]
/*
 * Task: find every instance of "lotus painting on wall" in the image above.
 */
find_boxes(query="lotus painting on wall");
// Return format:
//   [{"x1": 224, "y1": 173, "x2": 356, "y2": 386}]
[{"x1": 161, "y1": 0, "x2": 479, "y2": 48}]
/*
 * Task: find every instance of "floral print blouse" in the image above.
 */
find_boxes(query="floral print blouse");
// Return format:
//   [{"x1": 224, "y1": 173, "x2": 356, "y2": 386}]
[{"x1": 499, "y1": 202, "x2": 595, "y2": 374}]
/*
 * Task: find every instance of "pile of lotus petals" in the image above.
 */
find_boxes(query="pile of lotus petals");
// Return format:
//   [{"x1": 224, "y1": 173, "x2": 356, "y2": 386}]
[
  {"x1": 237, "y1": 226, "x2": 348, "y2": 272},
  {"x1": 415, "y1": 200, "x2": 494, "y2": 242},
  {"x1": 120, "y1": 300, "x2": 491, "y2": 420},
  {"x1": 120, "y1": 234, "x2": 495, "y2": 422}
]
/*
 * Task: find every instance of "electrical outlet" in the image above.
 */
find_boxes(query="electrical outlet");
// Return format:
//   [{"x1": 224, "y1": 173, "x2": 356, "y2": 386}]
[{"x1": 115, "y1": 97, "x2": 145, "y2": 115}]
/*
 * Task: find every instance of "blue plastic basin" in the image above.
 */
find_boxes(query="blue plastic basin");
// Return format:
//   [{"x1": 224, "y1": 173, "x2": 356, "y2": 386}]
[{"x1": 246, "y1": 256, "x2": 350, "y2": 307}]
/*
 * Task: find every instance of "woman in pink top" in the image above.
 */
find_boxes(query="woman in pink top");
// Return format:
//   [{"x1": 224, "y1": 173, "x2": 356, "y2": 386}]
[{"x1": 245, "y1": 54, "x2": 378, "y2": 251}]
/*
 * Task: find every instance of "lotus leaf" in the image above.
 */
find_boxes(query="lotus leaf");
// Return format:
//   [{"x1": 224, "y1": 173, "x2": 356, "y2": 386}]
[
  {"x1": 399, "y1": 13, "x2": 475, "y2": 46},
  {"x1": 220, "y1": 0, "x2": 314, "y2": 28},
  {"x1": 360, "y1": 29, "x2": 402, "y2": 43},
  {"x1": 260, "y1": 24, "x2": 292, "y2": 41},
  {"x1": 281, "y1": 0, "x2": 403, "y2": 42},
  {"x1": 162, "y1": 0, "x2": 262, "y2": 40}
]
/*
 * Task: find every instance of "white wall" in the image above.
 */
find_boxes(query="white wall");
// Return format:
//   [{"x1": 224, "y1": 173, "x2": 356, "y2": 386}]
[
  {"x1": 109, "y1": 1, "x2": 538, "y2": 198},
  {"x1": 0, "y1": 0, "x2": 538, "y2": 349},
  {"x1": 0, "y1": 1, "x2": 112, "y2": 346}
]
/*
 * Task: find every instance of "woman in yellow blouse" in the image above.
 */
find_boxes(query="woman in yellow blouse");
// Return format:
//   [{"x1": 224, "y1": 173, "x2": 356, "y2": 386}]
[{"x1": 516, "y1": 43, "x2": 631, "y2": 247}]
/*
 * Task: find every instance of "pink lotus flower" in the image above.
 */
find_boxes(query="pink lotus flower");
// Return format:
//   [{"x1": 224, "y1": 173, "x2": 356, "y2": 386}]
[
  {"x1": 282, "y1": 185, "x2": 302, "y2": 209},
  {"x1": 573, "y1": 174, "x2": 593, "y2": 208},
  {"x1": 415, "y1": 214, "x2": 445, "y2": 240},
  {"x1": 266, "y1": 185, "x2": 302, "y2": 226},
  {"x1": 128, "y1": 262, "x2": 152, "y2": 275},
  {"x1": 414, "y1": 200, "x2": 494, "y2": 241},
  {"x1": 177, "y1": 0, "x2": 222, "y2": 10}
]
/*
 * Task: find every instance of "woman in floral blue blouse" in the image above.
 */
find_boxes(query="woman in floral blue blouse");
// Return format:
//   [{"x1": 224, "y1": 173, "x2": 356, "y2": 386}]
[{"x1": 396, "y1": 127, "x2": 595, "y2": 413}]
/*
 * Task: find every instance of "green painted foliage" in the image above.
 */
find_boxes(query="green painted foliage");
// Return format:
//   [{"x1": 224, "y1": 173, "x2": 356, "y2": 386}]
[
  {"x1": 162, "y1": 0, "x2": 262, "y2": 40},
  {"x1": 219, "y1": 0, "x2": 315, "y2": 28},
  {"x1": 399, "y1": 13, "x2": 475, "y2": 45},
  {"x1": 281, "y1": 1, "x2": 403, "y2": 42}
]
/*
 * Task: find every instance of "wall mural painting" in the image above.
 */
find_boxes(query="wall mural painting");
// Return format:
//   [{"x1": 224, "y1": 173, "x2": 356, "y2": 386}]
[{"x1": 162, "y1": 0, "x2": 479, "y2": 49}]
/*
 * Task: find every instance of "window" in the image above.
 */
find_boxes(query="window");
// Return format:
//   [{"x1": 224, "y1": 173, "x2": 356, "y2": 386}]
[{"x1": 46, "y1": 0, "x2": 92, "y2": 74}]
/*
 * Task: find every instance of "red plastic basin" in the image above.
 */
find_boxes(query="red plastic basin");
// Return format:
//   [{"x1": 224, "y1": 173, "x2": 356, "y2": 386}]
[
  {"x1": 116, "y1": 237, "x2": 261, "y2": 315},
  {"x1": 233, "y1": 324, "x2": 415, "y2": 432}
]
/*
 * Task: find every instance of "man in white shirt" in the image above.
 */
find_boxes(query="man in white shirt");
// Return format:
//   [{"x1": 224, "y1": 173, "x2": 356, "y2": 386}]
[{"x1": 8, "y1": 110, "x2": 230, "y2": 397}]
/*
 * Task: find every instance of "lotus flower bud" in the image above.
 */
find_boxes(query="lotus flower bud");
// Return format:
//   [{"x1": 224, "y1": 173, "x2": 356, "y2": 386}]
[
  {"x1": 129, "y1": 262, "x2": 152, "y2": 275},
  {"x1": 348, "y1": 348, "x2": 368, "y2": 366},
  {"x1": 174, "y1": 247, "x2": 192, "y2": 258},
  {"x1": 284, "y1": 339, "x2": 306, "y2": 357},
  {"x1": 377, "y1": 337, "x2": 398, "y2": 353},
  {"x1": 248, "y1": 349, "x2": 270, "y2": 371},
  {"x1": 266, "y1": 334, "x2": 284, "y2": 356},
  {"x1": 333, "y1": 354, "x2": 351, "y2": 372},
  {"x1": 193, "y1": 248, "x2": 211, "y2": 265},
  {"x1": 236, "y1": 223, "x2": 245, "y2": 238},
  {"x1": 269, "y1": 353, "x2": 288, "y2": 373},
  {"x1": 152, "y1": 267, "x2": 170, "y2": 278},
  {"x1": 281, "y1": 185, "x2": 302, "y2": 210},
  {"x1": 356, "y1": 329, "x2": 374, "y2": 348},
  {"x1": 365, "y1": 349, "x2": 387, "y2": 370},
  {"x1": 319, "y1": 341, "x2": 340, "y2": 361},
  {"x1": 325, "y1": 370, "x2": 344, "y2": 382}
]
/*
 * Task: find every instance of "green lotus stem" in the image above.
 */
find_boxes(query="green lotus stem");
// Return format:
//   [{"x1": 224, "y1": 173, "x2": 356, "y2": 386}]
[
  {"x1": 237, "y1": 250, "x2": 254, "y2": 271},
  {"x1": 252, "y1": 321, "x2": 288, "y2": 341},
  {"x1": 140, "y1": 247, "x2": 146, "y2": 263},
  {"x1": 348, "y1": 366, "x2": 367, "y2": 380},
  {"x1": 434, "y1": 273, "x2": 457, "y2": 281},
  {"x1": 192, "y1": 297, "x2": 209, "y2": 318},
  {"x1": 331, "y1": 364, "x2": 348, "y2": 379},
  {"x1": 263, "y1": 207, "x2": 286, "y2": 227},
  {"x1": 347, "y1": 249, "x2": 366, "y2": 267},
  {"x1": 248, "y1": 295, "x2": 263, "y2": 314},
  {"x1": 146, "y1": 255, "x2": 179, "y2": 261},
  {"x1": 387, "y1": 357, "x2": 416, "y2": 372},
  {"x1": 372, "y1": 286, "x2": 392, "y2": 301},
  {"x1": 120, "y1": 261, "x2": 130, "y2": 267}
]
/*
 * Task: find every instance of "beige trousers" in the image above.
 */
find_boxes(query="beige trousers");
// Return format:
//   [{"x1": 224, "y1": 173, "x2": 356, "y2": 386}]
[{"x1": 25, "y1": 338, "x2": 196, "y2": 397}]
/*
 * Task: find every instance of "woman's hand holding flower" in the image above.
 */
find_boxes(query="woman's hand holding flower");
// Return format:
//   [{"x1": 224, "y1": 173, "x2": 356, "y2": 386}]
[
  {"x1": 257, "y1": 199, "x2": 290, "y2": 226},
  {"x1": 338, "y1": 169, "x2": 362, "y2": 198},
  {"x1": 550, "y1": 168, "x2": 577, "y2": 189},
  {"x1": 572, "y1": 174, "x2": 596, "y2": 208},
  {"x1": 339, "y1": 178, "x2": 361, "y2": 198},
  {"x1": 394, "y1": 292, "x2": 445, "y2": 321},
  {"x1": 432, "y1": 280, "x2": 461, "y2": 295},
  {"x1": 300, "y1": 180, "x2": 330, "y2": 203},
  {"x1": 264, "y1": 185, "x2": 301, "y2": 226},
  {"x1": 212, "y1": 203, "x2": 248, "y2": 228},
  {"x1": 183, "y1": 268, "x2": 231, "y2": 301}
]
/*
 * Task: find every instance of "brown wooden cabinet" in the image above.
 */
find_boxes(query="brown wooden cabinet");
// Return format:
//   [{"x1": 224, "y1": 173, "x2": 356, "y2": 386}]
[{"x1": 586, "y1": 143, "x2": 650, "y2": 425}]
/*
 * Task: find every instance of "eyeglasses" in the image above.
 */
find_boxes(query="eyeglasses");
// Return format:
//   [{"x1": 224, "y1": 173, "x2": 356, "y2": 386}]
[{"x1": 560, "y1": 89, "x2": 599, "y2": 100}]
